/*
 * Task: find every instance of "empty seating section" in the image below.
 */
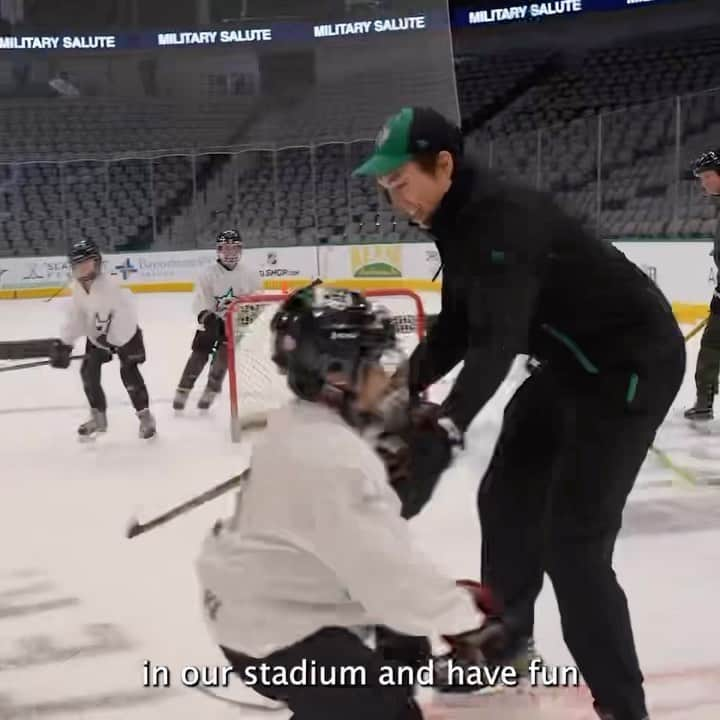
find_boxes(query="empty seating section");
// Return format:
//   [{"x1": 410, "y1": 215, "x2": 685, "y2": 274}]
[
  {"x1": 3, "y1": 25, "x2": 720, "y2": 257},
  {"x1": 241, "y1": 64, "x2": 457, "y2": 146},
  {"x1": 159, "y1": 143, "x2": 425, "y2": 250},
  {"x1": 486, "y1": 31, "x2": 720, "y2": 136},
  {"x1": 157, "y1": 57, "x2": 456, "y2": 249},
  {"x1": 0, "y1": 98, "x2": 253, "y2": 161},
  {"x1": 455, "y1": 50, "x2": 553, "y2": 122},
  {"x1": 468, "y1": 28, "x2": 720, "y2": 238},
  {"x1": 0, "y1": 98, "x2": 254, "y2": 256},
  {"x1": 0, "y1": 157, "x2": 199, "y2": 256}
]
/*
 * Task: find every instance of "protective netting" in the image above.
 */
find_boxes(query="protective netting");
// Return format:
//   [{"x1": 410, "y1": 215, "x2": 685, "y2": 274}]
[
  {"x1": 226, "y1": 290, "x2": 426, "y2": 441},
  {"x1": 1, "y1": 2, "x2": 458, "y2": 252}
]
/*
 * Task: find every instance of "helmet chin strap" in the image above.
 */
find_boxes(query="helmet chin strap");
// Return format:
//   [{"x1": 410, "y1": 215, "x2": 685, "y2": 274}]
[{"x1": 319, "y1": 358, "x2": 374, "y2": 429}]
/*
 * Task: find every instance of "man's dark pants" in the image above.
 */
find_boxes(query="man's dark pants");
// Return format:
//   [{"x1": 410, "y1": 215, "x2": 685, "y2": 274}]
[{"x1": 479, "y1": 337, "x2": 685, "y2": 719}]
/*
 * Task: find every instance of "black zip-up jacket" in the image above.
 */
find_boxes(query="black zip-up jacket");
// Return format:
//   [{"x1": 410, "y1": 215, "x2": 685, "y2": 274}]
[
  {"x1": 714, "y1": 197, "x2": 720, "y2": 270},
  {"x1": 408, "y1": 161, "x2": 682, "y2": 432},
  {"x1": 712, "y1": 197, "x2": 720, "y2": 312}
]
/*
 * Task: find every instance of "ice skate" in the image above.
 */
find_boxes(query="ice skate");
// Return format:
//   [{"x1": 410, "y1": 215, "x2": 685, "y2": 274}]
[
  {"x1": 173, "y1": 387, "x2": 190, "y2": 411},
  {"x1": 508, "y1": 637, "x2": 544, "y2": 677},
  {"x1": 137, "y1": 408, "x2": 157, "y2": 439},
  {"x1": 433, "y1": 637, "x2": 542, "y2": 702},
  {"x1": 197, "y1": 387, "x2": 218, "y2": 410},
  {"x1": 683, "y1": 396, "x2": 714, "y2": 421},
  {"x1": 77, "y1": 409, "x2": 107, "y2": 439},
  {"x1": 432, "y1": 652, "x2": 506, "y2": 701}
]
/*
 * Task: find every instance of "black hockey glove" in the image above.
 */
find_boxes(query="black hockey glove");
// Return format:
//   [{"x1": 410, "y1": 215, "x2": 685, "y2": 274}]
[
  {"x1": 49, "y1": 339, "x2": 72, "y2": 369},
  {"x1": 375, "y1": 430, "x2": 411, "y2": 489},
  {"x1": 371, "y1": 407, "x2": 454, "y2": 519},
  {"x1": 198, "y1": 310, "x2": 224, "y2": 343},
  {"x1": 441, "y1": 581, "x2": 524, "y2": 669},
  {"x1": 377, "y1": 398, "x2": 460, "y2": 519},
  {"x1": 400, "y1": 420, "x2": 455, "y2": 518}
]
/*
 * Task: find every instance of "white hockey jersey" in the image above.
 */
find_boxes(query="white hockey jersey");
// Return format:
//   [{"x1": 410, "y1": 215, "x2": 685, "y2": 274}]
[
  {"x1": 59, "y1": 274, "x2": 138, "y2": 349},
  {"x1": 195, "y1": 400, "x2": 482, "y2": 658},
  {"x1": 192, "y1": 260, "x2": 261, "y2": 319}
]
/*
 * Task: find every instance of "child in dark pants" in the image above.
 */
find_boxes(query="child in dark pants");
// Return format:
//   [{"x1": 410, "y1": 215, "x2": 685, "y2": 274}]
[
  {"x1": 221, "y1": 628, "x2": 423, "y2": 720},
  {"x1": 195, "y1": 286, "x2": 505, "y2": 720},
  {"x1": 50, "y1": 238, "x2": 156, "y2": 439}
]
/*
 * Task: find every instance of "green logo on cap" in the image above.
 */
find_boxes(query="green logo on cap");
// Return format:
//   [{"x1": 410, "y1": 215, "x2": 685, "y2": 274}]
[
  {"x1": 353, "y1": 108, "x2": 415, "y2": 177},
  {"x1": 375, "y1": 123, "x2": 391, "y2": 149}
]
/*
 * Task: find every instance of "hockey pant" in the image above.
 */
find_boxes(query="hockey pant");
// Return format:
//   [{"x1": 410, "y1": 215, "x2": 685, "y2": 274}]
[
  {"x1": 220, "y1": 627, "x2": 423, "y2": 720},
  {"x1": 694, "y1": 309, "x2": 720, "y2": 397},
  {"x1": 478, "y1": 337, "x2": 685, "y2": 720},
  {"x1": 81, "y1": 329, "x2": 149, "y2": 413},
  {"x1": 177, "y1": 329, "x2": 228, "y2": 394}
]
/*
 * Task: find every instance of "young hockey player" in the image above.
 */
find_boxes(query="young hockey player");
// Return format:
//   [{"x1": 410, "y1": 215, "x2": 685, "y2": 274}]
[
  {"x1": 684, "y1": 148, "x2": 720, "y2": 421},
  {"x1": 353, "y1": 107, "x2": 686, "y2": 720},
  {"x1": 174, "y1": 229, "x2": 260, "y2": 411},
  {"x1": 195, "y1": 285, "x2": 509, "y2": 720},
  {"x1": 49, "y1": 239, "x2": 156, "y2": 439}
]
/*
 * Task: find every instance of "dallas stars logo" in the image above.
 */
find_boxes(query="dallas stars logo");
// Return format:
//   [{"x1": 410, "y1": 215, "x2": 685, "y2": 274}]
[{"x1": 214, "y1": 287, "x2": 235, "y2": 313}]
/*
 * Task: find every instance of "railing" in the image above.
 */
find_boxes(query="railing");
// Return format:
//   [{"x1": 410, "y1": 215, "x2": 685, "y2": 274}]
[
  {"x1": 0, "y1": 86, "x2": 718, "y2": 257},
  {"x1": 470, "y1": 86, "x2": 720, "y2": 240}
]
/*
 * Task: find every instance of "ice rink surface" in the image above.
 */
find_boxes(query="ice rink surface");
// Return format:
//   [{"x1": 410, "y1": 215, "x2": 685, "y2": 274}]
[{"x1": 1, "y1": 292, "x2": 719, "y2": 720}]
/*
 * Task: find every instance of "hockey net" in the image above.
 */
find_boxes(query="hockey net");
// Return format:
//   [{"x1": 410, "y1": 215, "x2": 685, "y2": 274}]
[{"x1": 225, "y1": 289, "x2": 426, "y2": 442}]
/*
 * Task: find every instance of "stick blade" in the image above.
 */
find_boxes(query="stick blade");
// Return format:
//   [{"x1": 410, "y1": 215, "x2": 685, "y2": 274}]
[{"x1": 125, "y1": 517, "x2": 142, "y2": 539}]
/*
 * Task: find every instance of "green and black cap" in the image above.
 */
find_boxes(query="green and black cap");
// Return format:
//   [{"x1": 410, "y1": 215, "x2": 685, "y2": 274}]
[{"x1": 352, "y1": 107, "x2": 463, "y2": 177}]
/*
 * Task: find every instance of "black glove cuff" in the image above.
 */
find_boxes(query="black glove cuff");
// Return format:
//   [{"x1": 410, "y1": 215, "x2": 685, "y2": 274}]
[{"x1": 438, "y1": 417, "x2": 464, "y2": 448}]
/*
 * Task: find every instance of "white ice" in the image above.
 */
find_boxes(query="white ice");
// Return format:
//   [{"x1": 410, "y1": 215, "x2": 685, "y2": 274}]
[{"x1": 0, "y1": 292, "x2": 719, "y2": 720}]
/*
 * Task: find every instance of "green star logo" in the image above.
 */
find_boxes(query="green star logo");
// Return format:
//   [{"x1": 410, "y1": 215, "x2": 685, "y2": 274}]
[{"x1": 214, "y1": 287, "x2": 235, "y2": 311}]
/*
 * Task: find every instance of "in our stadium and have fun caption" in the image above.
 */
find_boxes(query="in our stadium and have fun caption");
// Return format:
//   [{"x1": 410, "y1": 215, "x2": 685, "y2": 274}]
[{"x1": 141, "y1": 658, "x2": 580, "y2": 691}]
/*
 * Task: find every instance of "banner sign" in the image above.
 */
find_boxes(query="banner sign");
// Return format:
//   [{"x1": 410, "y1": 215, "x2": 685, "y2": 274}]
[
  {"x1": 455, "y1": 0, "x2": 685, "y2": 26},
  {"x1": 321, "y1": 243, "x2": 441, "y2": 281},
  {"x1": 0, "y1": 1, "x2": 689, "y2": 53},
  {"x1": 0, "y1": 14, "x2": 442, "y2": 53},
  {"x1": 0, "y1": 247, "x2": 317, "y2": 289},
  {"x1": 0, "y1": 241, "x2": 713, "y2": 307}
]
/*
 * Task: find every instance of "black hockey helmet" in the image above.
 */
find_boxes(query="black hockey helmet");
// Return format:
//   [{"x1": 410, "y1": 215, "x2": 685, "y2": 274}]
[
  {"x1": 217, "y1": 229, "x2": 242, "y2": 245},
  {"x1": 216, "y1": 229, "x2": 242, "y2": 269},
  {"x1": 68, "y1": 238, "x2": 102, "y2": 289},
  {"x1": 68, "y1": 238, "x2": 101, "y2": 266},
  {"x1": 270, "y1": 281, "x2": 397, "y2": 401},
  {"x1": 692, "y1": 149, "x2": 720, "y2": 177}
]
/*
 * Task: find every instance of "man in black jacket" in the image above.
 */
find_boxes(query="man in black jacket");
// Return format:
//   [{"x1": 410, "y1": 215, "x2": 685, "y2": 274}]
[
  {"x1": 353, "y1": 107, "x2": 686, "y2": 720},
  {"x1": 684, "y1": 149, "x2": 720, "y2": 421}
]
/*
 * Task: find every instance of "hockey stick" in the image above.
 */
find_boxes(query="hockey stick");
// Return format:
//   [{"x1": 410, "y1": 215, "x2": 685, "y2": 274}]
[
  {"x1": 683, "y1": 316, "x2": 708, "y2": 342},
  {"x1": 0, "y1": 355, "x2": 85, "y2": 373},
  {"x1": 649, "y1": 446, "x2": 697, "y2": 486},
  {"x1": 44, "y1": 279, "x2": 71, "y2": 303},
  {"x1": 646, "y1": 315, "x2": 712, "y2": 484},
  {"x1": 125, "y1": 469, "x2": 249, "y2": 539}
]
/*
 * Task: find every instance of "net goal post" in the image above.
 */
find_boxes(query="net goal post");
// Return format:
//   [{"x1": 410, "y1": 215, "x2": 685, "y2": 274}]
[{"x1": 224, "y1": 288, "x2": 428, "y2": 443}]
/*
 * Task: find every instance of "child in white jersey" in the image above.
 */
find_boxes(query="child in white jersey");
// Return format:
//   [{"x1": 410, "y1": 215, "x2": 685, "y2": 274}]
[
  {"x1": 50, "y1": 238, "x2": 156, "y2": 439},
  {"x1": 195, "y1": 284, "x2": 509, "y2": 720},
  {"x1": 174, "y1": 229, "x2": 260, "y2": 411}
]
